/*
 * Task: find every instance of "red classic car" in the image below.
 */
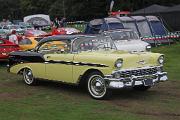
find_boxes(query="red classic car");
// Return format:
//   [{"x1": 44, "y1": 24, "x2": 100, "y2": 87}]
[
  {"x1": 24, "y1": 30, "x2": 48, "y2": 37},
  {"x1": 0, "y1": 38, "x2": 20, "y2": 60},
  {"x1": 51, "y1": 27, "x2": 81, "y2": 35}
]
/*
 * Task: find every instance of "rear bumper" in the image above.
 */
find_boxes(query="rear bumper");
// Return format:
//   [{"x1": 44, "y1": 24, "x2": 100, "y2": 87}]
[{"x1": 104, "y1": 68, "x2": 168, "y2": 89}]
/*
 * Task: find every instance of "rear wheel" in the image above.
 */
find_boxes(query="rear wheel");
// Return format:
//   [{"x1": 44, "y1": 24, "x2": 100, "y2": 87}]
[
  {"x1": 86, "y1": 72, "x2": 111, "y2": 99},
  {"x1": 23, "y1": 68, "x2": 37, "y2": 85},
  {"x1": 133, "y1": 85, "x2": 151, "y2": 91}
]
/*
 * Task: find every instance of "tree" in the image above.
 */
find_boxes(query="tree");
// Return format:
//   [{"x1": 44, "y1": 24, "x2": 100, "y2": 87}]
[{"x1": 0, "y1": 0, "x2": 180, "y2": 21}]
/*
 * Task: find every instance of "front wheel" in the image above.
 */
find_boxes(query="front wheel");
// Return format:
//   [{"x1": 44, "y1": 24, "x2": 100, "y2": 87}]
[
  {"x1": 23, "y1": 68, "x2": 37, "y2": 85},
  {"x1": 86, "y1": 72, "x2": 111, "y2": 100}
]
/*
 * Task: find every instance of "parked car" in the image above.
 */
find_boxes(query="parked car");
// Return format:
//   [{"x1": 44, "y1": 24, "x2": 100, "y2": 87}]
[
  {"x1": 19, "y1": 30, "x2": 48, "y2": 51},
  {"x1": 19, "y1": 30, "x2": 65, "y2": 51},
  {"x1": 0, "y1": 38, "x2": 20, "y2": 60},
  {"x1": 51, "y1": 27, "x2": 81, "y2": 35},
  {"x1": 85, "y1": 17, "x2": 124, "y2": 34},
  {"x1": 2, "y1": 25, "x2": 24, "y2": 34},
  {"x1": 102, "y1": 29, "x2": 151, "y2": 52},
  {"x1": 19, "y1": 37, "x2": 39, "y2": 51},
  {"x1": 8, "y1": 35, "x2": 168, "y2": 99},
  {"x1": 0, "y1": 26, "x2": 7, "y2": 38},
  {"x1": 18, "y1": 22, "x2": 34, "y2": 31},
  {"x1": 24, "y1": 29, "x2": 47, "y2": 37}
]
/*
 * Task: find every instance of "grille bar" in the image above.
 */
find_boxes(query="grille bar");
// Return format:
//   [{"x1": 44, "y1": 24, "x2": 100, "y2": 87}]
[{"x1": 119, "y1": 67, "x2": 161, "y2": 78}]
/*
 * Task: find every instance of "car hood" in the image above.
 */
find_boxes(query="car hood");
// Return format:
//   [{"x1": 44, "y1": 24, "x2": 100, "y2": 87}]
[
  {"x1": 75, "y1": 50, "x2": 162, "y2": 70},
  {"x1": 114, "y1": 40, "x2": 149, "y2": 52}
]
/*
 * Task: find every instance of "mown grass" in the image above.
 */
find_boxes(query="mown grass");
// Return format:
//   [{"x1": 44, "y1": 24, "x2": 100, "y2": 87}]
[
  {"x1": 0, "y1": 43, "x2": 180, "y2": 120},
  {"x1": 152, "y1": 42, "x2": 180, "y2": 80}
]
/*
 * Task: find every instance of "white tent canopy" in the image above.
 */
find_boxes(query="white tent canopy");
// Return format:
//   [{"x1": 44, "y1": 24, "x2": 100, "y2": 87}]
[{"x1": 24, "y1": 14, "x2": 51, "y2": 26}]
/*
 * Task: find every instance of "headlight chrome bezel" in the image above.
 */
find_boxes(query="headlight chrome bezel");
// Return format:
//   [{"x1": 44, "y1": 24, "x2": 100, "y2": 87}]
[
  {"x1": 158, "y1": 55, "x2": 165, "y2": 65},
  {"x1": 115, "y1": 59, "x2": 123, "y2": 69},
  {"x1": 146, "y1": 45, "x2": 151, "y2": 51}
]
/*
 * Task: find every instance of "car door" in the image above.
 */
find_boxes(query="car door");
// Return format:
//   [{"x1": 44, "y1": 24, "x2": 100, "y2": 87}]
[
  {"x1": 44, "y1": 54, "x2": 74, "y2": 83},
  {"x1": 39, "y1": 40, "x2": 74, "y2": 83}
]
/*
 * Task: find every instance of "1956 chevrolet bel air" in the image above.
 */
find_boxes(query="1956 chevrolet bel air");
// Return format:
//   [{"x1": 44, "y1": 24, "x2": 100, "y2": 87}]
[{"x1": 8, "y1": 35, "x2": 168, "y2": 99}]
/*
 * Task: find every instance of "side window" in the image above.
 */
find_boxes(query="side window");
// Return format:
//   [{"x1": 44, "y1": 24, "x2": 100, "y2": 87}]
[
  {"x1": 79, "y1": 40, "x2": 94, "y2": 51},
  {"x1": 38, "y1": 40, "x2": 70, "y2": 54},
  {"x1": 19, "y1": 38, "x2": 32, "y2": 45}
]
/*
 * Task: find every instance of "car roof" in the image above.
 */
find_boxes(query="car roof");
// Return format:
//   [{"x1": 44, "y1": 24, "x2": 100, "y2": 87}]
[
  {"x1": 103, "y1": 28, "x2": 133, "y2": 33},
  {"x1": 43, "y1": 34, "x2": 96, "y2": 40},
  {"x1": 37, "y1": 35, "x2": 97, "y2": 46}
]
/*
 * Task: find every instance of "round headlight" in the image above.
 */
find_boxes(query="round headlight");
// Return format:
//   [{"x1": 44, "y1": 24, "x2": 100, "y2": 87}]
[
  {"x1": 158, "y1": 55, "x2": 164, "y2": 64},
  {"x1": 115, "y1": 59, "x2": 123, "y2": 68},
  {"x1": 146, "y1": 45, "x2": 151, "y2": 51}
]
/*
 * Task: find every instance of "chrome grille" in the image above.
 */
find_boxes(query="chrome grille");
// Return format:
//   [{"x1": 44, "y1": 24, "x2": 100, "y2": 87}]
[{"x1": 119, "y1": 67, "x2": 161, "y2": 78}]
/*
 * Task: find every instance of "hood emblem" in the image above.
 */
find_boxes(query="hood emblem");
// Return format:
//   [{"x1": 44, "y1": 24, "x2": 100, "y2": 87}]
[{"x1": 137, "y1": 60, "x2": 146, "y2": 65}]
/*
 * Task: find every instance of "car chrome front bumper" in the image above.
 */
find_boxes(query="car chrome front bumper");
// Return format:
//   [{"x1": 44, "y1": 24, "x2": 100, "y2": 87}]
[{"x1": 104, "y1": 69, "x2": 168, "y2": 89}]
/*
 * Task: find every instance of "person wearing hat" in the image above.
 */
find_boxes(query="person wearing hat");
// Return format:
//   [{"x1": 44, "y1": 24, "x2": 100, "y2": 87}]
[{"x1": 9, "y1": 30, "x2": 18, "y2": 44}]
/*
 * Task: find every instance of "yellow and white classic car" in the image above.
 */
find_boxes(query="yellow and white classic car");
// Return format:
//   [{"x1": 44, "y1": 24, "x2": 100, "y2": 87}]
[{"x1": 8, "y1": 35, "x2": 168, "y2": 99}]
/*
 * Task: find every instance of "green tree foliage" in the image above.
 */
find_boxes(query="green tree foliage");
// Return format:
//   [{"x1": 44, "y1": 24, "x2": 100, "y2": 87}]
[{"x1": 0, "y1": 0, "x2": 179, "y2": 21}]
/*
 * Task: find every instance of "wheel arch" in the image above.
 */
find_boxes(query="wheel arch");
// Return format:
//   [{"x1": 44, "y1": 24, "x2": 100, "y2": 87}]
[
  {"x1": 78, "y1": 69, "x2": 104, "y2": 86},
  {"x1": 17, "y1": 67, "x2": 32, "y2": 75}
]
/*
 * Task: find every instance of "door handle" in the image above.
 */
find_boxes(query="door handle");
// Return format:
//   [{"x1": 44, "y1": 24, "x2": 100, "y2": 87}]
[{"x1": 47, "y1": 56, "x2": 51, "y2": 59}]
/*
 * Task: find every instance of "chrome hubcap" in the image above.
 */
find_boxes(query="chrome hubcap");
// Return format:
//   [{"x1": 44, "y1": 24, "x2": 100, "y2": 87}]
[
  {"x1": 24, "y1": 69, "x2": 33, "y2": 84},
  {"x1": 89, "y1": 75, "x2": 106, "y2": 97}
]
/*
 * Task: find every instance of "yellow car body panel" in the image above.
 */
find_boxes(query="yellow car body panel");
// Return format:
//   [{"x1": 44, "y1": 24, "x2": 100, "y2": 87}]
[
  {"x1": 44, "y1": 54, "x2": 74, "y2": 82},
  {"x1": 19, "y1": 37, "x2": 38, "y2": 51}
]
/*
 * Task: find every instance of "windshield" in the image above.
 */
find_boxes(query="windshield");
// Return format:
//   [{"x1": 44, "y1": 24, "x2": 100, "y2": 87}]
[
  {"x1": 150, "y1": 21, "x2": 167, "y2": 35},
  {"x1": 107, "y1": 31, "x2": 139, "y2": 41},
  {"x1": 72, "y1": 36, "x2": 116, "y2": 52},
  {"x1": 136, "y1": 21, "x2": 152, "y2": 37}
]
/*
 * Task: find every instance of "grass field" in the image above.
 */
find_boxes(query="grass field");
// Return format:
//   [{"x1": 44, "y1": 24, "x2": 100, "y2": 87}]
[{"x1": 0, "y1": 43, "x2": 180, "y2": 120}]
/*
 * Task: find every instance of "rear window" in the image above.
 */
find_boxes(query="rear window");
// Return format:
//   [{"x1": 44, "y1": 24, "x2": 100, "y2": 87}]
[
  {"x1": 19, "y1": 38, "x2": 32, "y2": 45},
  {"x1": 150, "y1": 21, "x2": 167, "y2": 35}
]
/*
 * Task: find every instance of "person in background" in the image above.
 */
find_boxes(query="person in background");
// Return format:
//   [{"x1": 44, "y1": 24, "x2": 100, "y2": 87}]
[
  {"x1": 9, "y1": 30, "x2": 18, "y2": 44},
  {"x1": 60, "y1": 17, "x2": 66, "y2": 27},
  {"x1": 53, "y1": 17, "x2": 60, "y2": 28}
]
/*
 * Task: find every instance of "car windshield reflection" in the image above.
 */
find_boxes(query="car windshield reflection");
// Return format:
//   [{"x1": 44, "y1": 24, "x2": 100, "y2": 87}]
[{"x1": 72, "y1": 36, "x2": 116, "y2": 52}]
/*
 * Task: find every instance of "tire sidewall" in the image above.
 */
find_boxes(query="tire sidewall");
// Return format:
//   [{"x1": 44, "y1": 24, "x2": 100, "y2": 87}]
[
  {"x1": 23, "y1": 68, "x2": 36, "y2": 85},
  {"x1": 86, "y1": 72, "x2": 110, "y2": 99}
]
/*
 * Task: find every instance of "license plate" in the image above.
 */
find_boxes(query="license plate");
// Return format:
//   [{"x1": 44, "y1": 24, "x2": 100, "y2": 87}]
[{"x1": 143, "y1": 79, "x2": 154, "y2": 86}]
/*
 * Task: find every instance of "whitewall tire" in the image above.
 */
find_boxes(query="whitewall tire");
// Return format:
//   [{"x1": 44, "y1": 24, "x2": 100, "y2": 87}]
[{"x1": 86, "y1": 72, "x2": 111, "y2": 99}]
